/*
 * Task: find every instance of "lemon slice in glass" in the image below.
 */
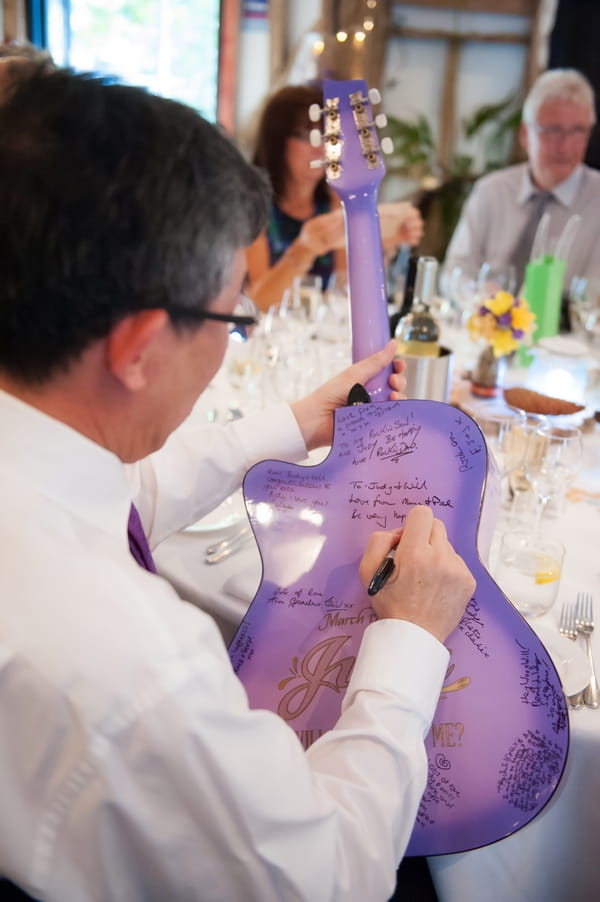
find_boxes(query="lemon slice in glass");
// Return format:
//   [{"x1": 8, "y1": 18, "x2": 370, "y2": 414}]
[{"x1": 534, "y1": 554, "x2": 561, "y2": 585}]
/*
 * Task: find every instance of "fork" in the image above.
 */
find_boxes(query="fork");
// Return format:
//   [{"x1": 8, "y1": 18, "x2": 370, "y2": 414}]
[
  {"x1": 558, "y1": 603, "x2": 584, "y2": 709},
  {"x1": 575, "y1": 592, "x2": 600, "y2": 709}
]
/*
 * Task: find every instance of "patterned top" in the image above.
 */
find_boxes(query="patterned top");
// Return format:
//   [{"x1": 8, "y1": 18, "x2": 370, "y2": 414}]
[{"x1": 266, "y1": 199, "x2": 335, "y2": 288}]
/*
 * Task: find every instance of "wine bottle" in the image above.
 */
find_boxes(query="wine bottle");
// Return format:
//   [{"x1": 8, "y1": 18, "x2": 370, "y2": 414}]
[{"x1": 394, "y1": 256, "x2": 440, "y2": 357}]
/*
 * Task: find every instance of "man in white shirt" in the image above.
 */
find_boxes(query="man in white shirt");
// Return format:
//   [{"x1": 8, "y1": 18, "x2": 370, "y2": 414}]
[
  {"x1": 0, "y1": 66, "x2": 474, "y2": 901},
  {"x1": 443, "y1": 68, "x2": 600, "y2": 292}
]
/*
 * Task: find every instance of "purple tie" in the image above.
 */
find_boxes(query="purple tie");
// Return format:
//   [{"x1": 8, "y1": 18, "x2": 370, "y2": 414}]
[{"x1": 127, "y1": 503, "x2": 157, "y2": 573}]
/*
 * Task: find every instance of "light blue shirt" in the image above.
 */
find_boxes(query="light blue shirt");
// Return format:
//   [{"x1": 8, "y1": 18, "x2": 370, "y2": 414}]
[{"x1": 443, "y1": 163, "x2": 600, "y2": 289}]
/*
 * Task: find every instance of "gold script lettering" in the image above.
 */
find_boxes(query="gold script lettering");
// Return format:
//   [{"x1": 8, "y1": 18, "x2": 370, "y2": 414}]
[
  {"x1": 277, "y1": 635, "x2": 355, "y2": 721},
  {"x1": 431, "y1": 722, "x2": 465, "y2": 747}
]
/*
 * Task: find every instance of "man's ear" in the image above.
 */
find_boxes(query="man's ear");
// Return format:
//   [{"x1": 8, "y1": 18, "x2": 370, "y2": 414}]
[{"x1": 106, "y1": 309, "x2": 170, "y2": 391}]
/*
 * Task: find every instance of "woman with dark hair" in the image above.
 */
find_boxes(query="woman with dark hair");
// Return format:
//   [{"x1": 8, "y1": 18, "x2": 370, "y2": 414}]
[{"x1": 246, "y1": 84, "x2": 423, "y2": 312}]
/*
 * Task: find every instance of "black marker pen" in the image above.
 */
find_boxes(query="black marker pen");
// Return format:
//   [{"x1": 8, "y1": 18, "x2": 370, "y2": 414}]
[{"x1": 367, "y1": 546, "x2": 398, "y2": 597}]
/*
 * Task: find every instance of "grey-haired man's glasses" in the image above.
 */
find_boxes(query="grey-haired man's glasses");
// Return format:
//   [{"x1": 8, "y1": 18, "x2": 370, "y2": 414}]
[{"x1": 531, "y1": 123, "x2": 592, "y2": 141}]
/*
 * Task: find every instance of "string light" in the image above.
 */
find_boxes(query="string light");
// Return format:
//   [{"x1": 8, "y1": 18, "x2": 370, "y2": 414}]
[
  {"x1": 354, "y1": 31, "x2": 366, "y2": 43},
  {"x1": 312, "y1": 39, "x2": 325, "y2": 55},
  {"x1": 363, "y1": 17, "x2": 374, "y2": 31},
  {"x1": 336, "y1": 31, "x2": 348, "y2": 42}
]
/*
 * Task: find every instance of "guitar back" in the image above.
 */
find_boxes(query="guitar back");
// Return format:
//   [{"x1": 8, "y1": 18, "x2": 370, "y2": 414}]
[
  {"x1": 230, "y1": 399, "x2": 568, "y2": 855},
  {"x1": 229, "y1": 80, "x2": 568, "y2": 856}
]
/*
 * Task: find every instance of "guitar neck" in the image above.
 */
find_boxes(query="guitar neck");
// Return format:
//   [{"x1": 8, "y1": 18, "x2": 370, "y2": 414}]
[
  {"x1": 342, "y1": 190, "x2": 391, "y2": 400},
  {"x1": 321, "y1": 78, "x2": 393, "y2": 403}
]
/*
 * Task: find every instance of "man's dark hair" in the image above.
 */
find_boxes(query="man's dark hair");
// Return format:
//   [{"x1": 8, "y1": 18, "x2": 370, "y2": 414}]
[{"x1": 0, "y1": 66, "x2": 270, "y2": 383}]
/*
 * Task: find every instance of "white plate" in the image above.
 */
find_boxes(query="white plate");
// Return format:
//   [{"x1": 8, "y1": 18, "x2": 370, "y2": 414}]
[
  {"x1": 184, "y1": 490, "x2": 246, "y2": 534},
  {"x1": 535, "y1": 625, "x2": 589, "y2": 696}
]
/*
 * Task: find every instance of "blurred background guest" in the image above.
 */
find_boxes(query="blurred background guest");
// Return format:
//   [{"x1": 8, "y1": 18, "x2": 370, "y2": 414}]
[
  {"x1": 246, "y1": 84, "x2": 424, "y2": 312},
  {"x1": 443, "y1": 69, "x2": 600, "y2": 292}
]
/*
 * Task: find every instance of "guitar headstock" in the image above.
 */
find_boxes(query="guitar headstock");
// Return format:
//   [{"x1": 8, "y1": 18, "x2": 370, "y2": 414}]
[{"x1": 310, "y1": 79, "x2": 392, "y2": 200}]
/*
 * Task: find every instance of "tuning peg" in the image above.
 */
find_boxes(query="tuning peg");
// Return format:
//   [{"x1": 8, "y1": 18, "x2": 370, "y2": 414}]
[
  {"x1": 308, "y1": 103, "x2": 322, "y2": 122},
  {"x1": 380, "y1": 136, "x2": 394, "y2": 155},
  {"x1": 375, "y1": 113, "x2": 387, "y2": 128},
  {"x1": 309, "y1": 128, "x2": 322, "y2": 148},
  {"x1": 368, "y1": 88, "x2": 381, "y2": 104}
]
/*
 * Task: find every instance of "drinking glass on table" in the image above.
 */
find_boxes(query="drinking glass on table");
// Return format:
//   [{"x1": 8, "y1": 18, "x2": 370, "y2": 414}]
[
  {"x1": 524, "y1": 424, "x2": 583, "y2": 531},
  {"x1": 445, "y1": 265, "x2": 480, "y2": 327},
  {"x1": 472, "y1": 406, "x2": 527, "y2": 510},
  {"x1": 494, "y1": 530, "x2": 565, "y2": 618},
  {"x1": 507, "y1": 414, "x2": 550, "y2": 522},
  {"x1": 568, "y1": 276, "x2": 600, "y2": 345},
  {"x1": 290, "y1": 274, "x2": 325, "y2": 334},
  {"x1": 477, "y1": 262, "x2": 517, "y2": 298}
]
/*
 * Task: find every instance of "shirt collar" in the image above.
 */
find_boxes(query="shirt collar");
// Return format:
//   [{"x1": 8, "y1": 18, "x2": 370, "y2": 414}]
[{"x1": 518, "y1": 164, "x2": 583, "y2": 208}]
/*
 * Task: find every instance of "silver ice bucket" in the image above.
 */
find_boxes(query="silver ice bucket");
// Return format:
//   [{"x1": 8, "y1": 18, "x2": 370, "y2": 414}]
[{"x1": 395, "y1": 346, "x2": 453, "y2": 402}]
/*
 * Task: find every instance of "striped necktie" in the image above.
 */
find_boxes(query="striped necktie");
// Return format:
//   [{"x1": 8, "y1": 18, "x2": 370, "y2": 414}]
[{"x1": 127, "y1": 503, "x2": 157, "y2": 573}]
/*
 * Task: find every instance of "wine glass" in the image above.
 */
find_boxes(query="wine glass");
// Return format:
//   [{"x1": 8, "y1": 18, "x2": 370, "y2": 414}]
[
  {"x1": 477, "y1": 262, "x2": 517, "y2": 298},
  {"x1": 507, "y1": 414, "x2": 550, "y2": 523},
  {"x1": 444, "y1": 265, "x2": 480, "y2": 327},
  {"x1": 568, "y1": 276, "x2": 600, "y2": 344},
  {"x1": 524, "y1": 424, "x2": 583, "y2": 534},
  {"x1": 473, "y1": 406, "x2": 527, "y2": 510}
]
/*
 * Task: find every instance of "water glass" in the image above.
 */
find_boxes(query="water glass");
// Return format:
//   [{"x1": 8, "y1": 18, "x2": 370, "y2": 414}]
[
  {"x1": 494, "y1": 532, "x2": 565, "y2": 618},
  {"x1": 568, "y1": 276, "x2": 600, "y2": 344}
]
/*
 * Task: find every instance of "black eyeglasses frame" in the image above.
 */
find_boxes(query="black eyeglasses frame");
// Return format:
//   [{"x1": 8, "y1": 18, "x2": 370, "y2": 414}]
[{"x1": 167, "y1": 307, "x2": 257, "y2": 329}]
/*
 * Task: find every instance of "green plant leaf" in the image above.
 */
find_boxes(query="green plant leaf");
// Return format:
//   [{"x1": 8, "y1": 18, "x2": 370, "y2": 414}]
[{"x1": 463, "y1": 94, "x2": 520, "y2": 138}]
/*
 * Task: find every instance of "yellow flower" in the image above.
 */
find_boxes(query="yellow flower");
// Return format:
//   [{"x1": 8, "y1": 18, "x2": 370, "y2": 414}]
[
  {"x1": 511, "y1": 301, "x2": 535, "y2": 333},
  {"x1": 467, "y1": 291, "x2": 536, "y2": 358},
  {"x1": 490, "y1": 329, "x2": 517, "y2": 357},
  {"x1": 486, "y1": 291, "x2": 513, "y2": 317}
]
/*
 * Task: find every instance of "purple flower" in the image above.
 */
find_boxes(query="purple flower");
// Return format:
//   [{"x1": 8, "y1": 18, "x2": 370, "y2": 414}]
[{"x1": 497, "y1": 312, "x2": 512, "y2": 327}]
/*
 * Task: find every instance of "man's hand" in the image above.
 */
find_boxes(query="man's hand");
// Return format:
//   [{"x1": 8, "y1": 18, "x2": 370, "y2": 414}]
[
  {"x1": 359, "y1": 506, "x2": 476, "y2": 644},
  {"x1": 290, "y1": 340, "x2": 405, "y2": 450}
]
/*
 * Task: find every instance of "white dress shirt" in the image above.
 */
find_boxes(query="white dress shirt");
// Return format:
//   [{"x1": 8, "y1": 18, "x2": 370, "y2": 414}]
[
  {"x1": 442, "y1": 162, "x2": 600, "y2": 288},
  {"x1": 0, "y1": 389, "x2": 448, "y2": 902}
]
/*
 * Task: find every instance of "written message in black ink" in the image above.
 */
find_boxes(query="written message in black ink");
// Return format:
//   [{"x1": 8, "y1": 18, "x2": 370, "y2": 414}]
[
  {"x1": 458, "y1": 597, "x2": 490, "y2": 659},
  {"x1": 415, "y1": 756, "x2": 461, "y2": 829},
  {"x1": 517, "y1": 640, "x2": 567, "y2": 735},
  {"x1": 497, "y1": 729, "x2": 563, "y2": 812}
]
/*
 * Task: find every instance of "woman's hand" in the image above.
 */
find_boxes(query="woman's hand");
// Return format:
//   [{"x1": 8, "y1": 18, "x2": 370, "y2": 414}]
[
  {"x1": 378, "y1": 202, "x2": 424, "y2": 249},
  {"x1": 290, "y1": 340, "x2": 405, "y2": 451},
  {"x1": 296, "y1": 209, "x2": 347, "y2": 258}
]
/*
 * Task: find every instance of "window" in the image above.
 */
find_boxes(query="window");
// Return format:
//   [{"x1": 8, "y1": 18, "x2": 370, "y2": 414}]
[{"x1": 45, "y1": 0, "x2": 221, "y2": 121}]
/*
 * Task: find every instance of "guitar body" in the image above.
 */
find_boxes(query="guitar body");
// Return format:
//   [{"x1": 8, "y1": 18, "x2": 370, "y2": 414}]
[{"x1": 229, "y1": 80, "x2": 568, "y2": 856}]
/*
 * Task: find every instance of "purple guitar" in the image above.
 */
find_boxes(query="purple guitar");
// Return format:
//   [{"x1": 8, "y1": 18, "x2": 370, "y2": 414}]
[{"x1": 229, "y1": 80, "x2": 568, "y2": 856}]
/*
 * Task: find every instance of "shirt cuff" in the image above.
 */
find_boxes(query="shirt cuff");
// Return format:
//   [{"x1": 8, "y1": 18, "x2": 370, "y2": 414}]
[{"x1": 344, "y1": 619, "x2": 449, "y2": 726}]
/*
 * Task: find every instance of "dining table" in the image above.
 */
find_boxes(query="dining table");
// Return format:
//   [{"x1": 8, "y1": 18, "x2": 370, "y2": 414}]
[{"x1": 154, "y1": 318, "x2": 600, "y2": 901}]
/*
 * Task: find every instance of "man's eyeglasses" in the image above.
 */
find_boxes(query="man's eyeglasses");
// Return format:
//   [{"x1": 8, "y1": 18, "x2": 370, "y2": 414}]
[
  {"x1": 531, "y1": 123, "x2": 592, "y2": 141},
  {"x1": 168, "y1": 295, "x2": 258, "y2": 337},
  {"x1": 189, "y1": 309, "x2": 257, "y2": 329}
]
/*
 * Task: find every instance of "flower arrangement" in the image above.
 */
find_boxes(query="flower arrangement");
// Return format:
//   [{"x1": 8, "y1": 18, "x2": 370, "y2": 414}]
[{"x1": 467, "y1": 290, "x2": 536, "y2": 357}]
